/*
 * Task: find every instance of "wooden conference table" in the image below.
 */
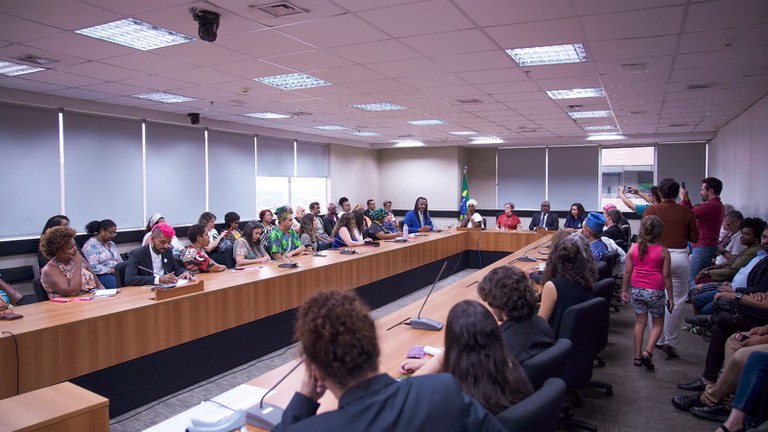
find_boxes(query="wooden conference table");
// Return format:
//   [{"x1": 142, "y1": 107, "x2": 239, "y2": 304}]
[
  {"x1": 0, "y1": 229, "x2": 547, "y2": 402},
  {"x1": 243, "y1": 233, "x2": 552, "y2": 430}
]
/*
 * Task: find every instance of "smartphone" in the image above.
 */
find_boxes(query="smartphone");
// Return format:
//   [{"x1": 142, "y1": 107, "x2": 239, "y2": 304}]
[
  {"x1": 681, "y1": 181, "x2": 686, "y2": 190},
  {"x1": 623, "y1": 185, "x2": 631, "y2": 194},
  {"x1": 734, "y1": 332, "x2": 751, "y2": 342}
]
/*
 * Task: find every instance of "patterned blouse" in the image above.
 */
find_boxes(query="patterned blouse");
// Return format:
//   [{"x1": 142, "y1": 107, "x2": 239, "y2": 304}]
[
  {"x1": 268, "y1": 228, "x2": 301, "y2": 257},
  {"x1": 234, "y1": 238, "x2": 268, "y2": 260},
  {"x1": 82, "y1": 237, "x2": 123, "y2": 275},
  {"x1": 180, "y1": 246, "x2": 216, "y2": 273},
  {"x1": 42, "y1": 257, "x2": 98, "y2": 298}
]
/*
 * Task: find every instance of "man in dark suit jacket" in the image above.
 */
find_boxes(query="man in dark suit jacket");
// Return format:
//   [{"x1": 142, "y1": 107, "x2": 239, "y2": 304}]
[
  {"x1": 528, "y1": 200, "x2": 559, "y2": 231},
  {"x1": 273, "y1": 291, "x2": 504, "y2": 432},
  {"x1": 322, "y1": 203, "x2": 339, "y2": 236},
  {"x1": 125, "y1": 223, "x2": 192, "y2": 286}
]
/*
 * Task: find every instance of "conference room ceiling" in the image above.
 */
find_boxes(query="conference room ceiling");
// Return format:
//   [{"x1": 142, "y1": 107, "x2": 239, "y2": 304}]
[{"x1": 0, "y1": 0, "x2": 766, "y2": 148}]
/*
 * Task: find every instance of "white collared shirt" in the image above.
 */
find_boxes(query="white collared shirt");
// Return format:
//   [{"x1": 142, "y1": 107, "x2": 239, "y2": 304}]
[{"x1": 150, "y1": 245, "x2": 163, "y2": 284}]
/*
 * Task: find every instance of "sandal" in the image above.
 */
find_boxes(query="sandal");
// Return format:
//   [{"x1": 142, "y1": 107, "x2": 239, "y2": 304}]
[
  {"x1": 633, "y1": 358, "x2": 642, "y2": 367},
  {"x1": 641, "y1": 350, "x2": 655, "y2": 371},
  {"x1": 716, "y1": 424, "x2": 745, "y2": 432}
]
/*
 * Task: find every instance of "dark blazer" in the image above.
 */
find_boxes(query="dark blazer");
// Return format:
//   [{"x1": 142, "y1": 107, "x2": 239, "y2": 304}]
[
  {"x1": 322, "y1": 213, "x2": 338, "y2": 237},
  {"x1": 274, "y1": 373, "x2": 504, "y2": 432},
  {"x1": 124, "y1": 245, "x2": 186, "y2": 286},
  {"x1": 528, "y1": 212, "x2": 559, "y2": 231}
]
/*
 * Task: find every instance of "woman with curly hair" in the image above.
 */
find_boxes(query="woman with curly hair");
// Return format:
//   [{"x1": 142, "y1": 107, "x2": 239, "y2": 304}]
[
  {"x1": 563, "y1": 202, "x2": 587, "y2": 232},
  {"x1": 40, "y1": 226, "x2": 103, "y2": 298},
  {"x1": 399, "y1": 299, "x2": 533, "y2": 415},
  {"x1": 478, "y1": 265, "x2": 554, "y2": 362},
  {"x1": 367, "y1": 208, "x2": 399, "y2": 240},
  {"x1": 538, "y1": 234, "x2": 597, "y2": 336}
]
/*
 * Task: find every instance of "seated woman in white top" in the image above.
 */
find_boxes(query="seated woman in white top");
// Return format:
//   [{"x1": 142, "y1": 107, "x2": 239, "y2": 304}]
[
  {"x1": 460, "y1": 199, "x2": 483, "y2": 228},
  {"x1": 142, "y1": 213, "x2": 185, "y2": 257},
  {"x1": 198, "y1": 212, "x2": 224, "y2": 254}
]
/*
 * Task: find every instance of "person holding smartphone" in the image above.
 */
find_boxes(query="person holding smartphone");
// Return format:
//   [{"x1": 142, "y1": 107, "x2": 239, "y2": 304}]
[{"x1": 621, "y1": 215, "x2": 674, "y2": 371}]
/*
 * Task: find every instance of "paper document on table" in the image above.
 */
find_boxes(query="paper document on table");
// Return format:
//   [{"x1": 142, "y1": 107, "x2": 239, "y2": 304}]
[
  {"x1": 94, "y1": 289, "x2": 119, "y2": 297},
  {"x1": 175, "y1": 278, "x2": 190, "y2": 286},
  {"x1": 143, "y1": 384, "x2": 271, "y2": 432}
]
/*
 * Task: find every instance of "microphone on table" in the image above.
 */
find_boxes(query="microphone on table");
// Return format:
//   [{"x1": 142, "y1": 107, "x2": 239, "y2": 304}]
[
  {"x1": 408, "y1": 261, "x2": 448, "y2": 331},
  {"x1": 246, "y1": 359, "x2": 304, "y2": 429},
  {"x1": 278, "y1": 254, "x2": 298, "y2": 268}
]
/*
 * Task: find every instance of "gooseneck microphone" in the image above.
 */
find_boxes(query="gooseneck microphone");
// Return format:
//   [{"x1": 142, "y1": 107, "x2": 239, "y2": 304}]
[
  {"x1": 278, "y1": 253, "x2": 298, "y2": 268},
  {"x1": 246, "y1": 359, "x2": 304, "y2": 429},
  {"x1": 408, "y1": 261, "x2": 448, "y2": 331}
]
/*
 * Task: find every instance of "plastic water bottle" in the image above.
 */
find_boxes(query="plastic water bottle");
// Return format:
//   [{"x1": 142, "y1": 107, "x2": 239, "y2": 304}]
[{"x1": 403, "y1": 224, "x2": 409, "y2": 239}]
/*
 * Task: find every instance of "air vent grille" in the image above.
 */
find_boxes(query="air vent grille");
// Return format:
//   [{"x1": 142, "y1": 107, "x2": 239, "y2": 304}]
[{"x1": 255, "y1": 2, "x2": 306, "y2": 17}]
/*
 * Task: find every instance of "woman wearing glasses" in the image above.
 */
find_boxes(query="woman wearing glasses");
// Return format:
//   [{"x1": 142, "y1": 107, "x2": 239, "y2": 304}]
[{"x1": 82, "y1": 219, "x2": 123, "y2": 289}]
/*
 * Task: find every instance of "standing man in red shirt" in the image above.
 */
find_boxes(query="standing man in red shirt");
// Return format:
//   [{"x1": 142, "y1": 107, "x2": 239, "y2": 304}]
[{"x1": 681, "y1": 177, "x2": 725, "y2": 283}]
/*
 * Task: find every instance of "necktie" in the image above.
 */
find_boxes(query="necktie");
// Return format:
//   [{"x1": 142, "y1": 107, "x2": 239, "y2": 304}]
[{"x1": 540, "y1": 213, "x2": 546, "y2": 228}]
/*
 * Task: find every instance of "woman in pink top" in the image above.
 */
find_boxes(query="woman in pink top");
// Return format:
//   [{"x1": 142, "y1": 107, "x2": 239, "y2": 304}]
[{"x1": 621, "y1": 215, "x2": 673, "y2": 371}]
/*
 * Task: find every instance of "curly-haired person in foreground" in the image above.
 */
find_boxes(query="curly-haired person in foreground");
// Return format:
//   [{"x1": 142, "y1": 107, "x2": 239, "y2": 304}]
[{"x1": 273, "y1": 290, "x2": 505, "y2": 432}]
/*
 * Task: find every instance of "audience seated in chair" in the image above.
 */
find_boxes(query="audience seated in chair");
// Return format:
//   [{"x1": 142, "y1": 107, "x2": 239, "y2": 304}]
[
  {"x1": 180, "y1": 224, "x2": 227, "y2": 273},
  {"x1": 496, "y1": 202, "x2": 521, "y2": 231},
  {"x1": 233, "y1": 221, "x2": 271, "y2": 267},
  {"x1": 81, "y1": 219, "x2": 122, "y2": 289},
  {"x1": 125, "y1": 223, "x2": 193, "y2": 286},
  {"x1": 40, "y1": 226, "x2": 104, "y2": 298}
]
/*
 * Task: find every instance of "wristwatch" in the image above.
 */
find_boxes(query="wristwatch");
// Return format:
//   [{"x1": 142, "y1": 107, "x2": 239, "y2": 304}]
[{"x1": 735, "y1": 292, "x2": 743, "y2": 301}]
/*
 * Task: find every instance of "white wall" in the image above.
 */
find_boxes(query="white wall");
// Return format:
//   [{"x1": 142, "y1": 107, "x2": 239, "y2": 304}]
[
  {"x1": 379, "y1": 146, "x2": 462, "y2": 211},
  {"x1": 708, "y1": 95, "x2": 768, "y2": 219},
  {"x1": 328, "y1": 144, "x2": 380, "y2": 210},
  {"x1": 467, "y1": 148, "x2": 496, "y2": 209}
]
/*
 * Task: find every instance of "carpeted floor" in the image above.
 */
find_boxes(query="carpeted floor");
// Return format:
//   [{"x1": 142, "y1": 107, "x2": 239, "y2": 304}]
[{"x1": 109, "y1": 268, "x2": 721, "y2": 431}]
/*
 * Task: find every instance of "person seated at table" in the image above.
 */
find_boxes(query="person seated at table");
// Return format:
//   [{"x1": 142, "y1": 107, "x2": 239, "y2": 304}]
[
  {"x1": 40, "y1": 226, "x2": 103, "y2": 297},
  {"x1": 309, "y1": 202, "x2": 333, "y2": 250},
  {"x1": 268, "y1": 207, "x2": 309, "y2": 260},
  {"x1": 299, "y1": 213, "x2": 320, "y2": 252},
  {"x1": 352, "y1": 208, "x2": 368, "y2": 240},
  {"x1": 477, "y1": 265, "x2": 555, "y2": 362},
  {"x1": 603, "y1": 209, "x2": 627, "y2": 250},
  {"x1": 383, "y1": 211, "x2": 399, "y2": 233},
  {"x1": 220, "y1": 211, "x2": 242, "y2": 245},
  {"x1": 383, "y1": 200, "x2": 399, "y2": 228},
  {"x1": 125, "y1": 223, "x2": 193, "y2": 286},
  {"x1": 38, "y1": 215, "x2": 70, "y2": 269},
  {"x1": 364, "y1": 199, "x2": 376, "y2": 219},
  {"x1": 233, "y1": 221, "x2": 271, "y2": 266},
  {"x1": 496, "y1": 202, "x2": 521, "y2": 231},
  {"x1": 338, "y1": 196, "x2": 352, "y2": 214},
  {"x1": 538, "y1": 235, "x2": 597, "y2": 336},
  {"x1": 141, "y1": 213, "x2": 185, "y2": 257},
  {"x1": 563, "y1": 202, "x2": 587, "y2": 232},
  {"x1": 295, "y1": 205, "x2": 307, "y2": 225},
  {"x1": 180, "y1": 224, "x2": 227, "y2": 273},
  {"x1": 198, "y1": 212, "x2": 225, "y2": 253},
  {"x1": 331, "y1": 213, "x2": 365, "y2": 248},
  {"x1": 367, "y1": 208, "x2": 399, "y2": 240},
  {"x1": 398, "y1": 299, "x2": 533, "y2": 415},
  {"x1": 322, "y1": 203, "x2": 339, "y2": 237},
  {"x1": 619, "y1": 185, "x2": 661, "y2": 216},
  {"x1": 582, "y1": 212, "x2": 609, "y2": 261},
  {"x1": 0, "y1": 276, "x2": 23, "y2": 306},
  {"x1": 460, "y1": 199, "x2": 483, "y2": 228},
  {"x1": 82, "y1": 219, "x2": 122, "y2": 289},
  {"x1": 404, "y1": 196, "x2": 435, "y2": 232},
  {"x1": 273, "y1": 291, "x2": 505, "y2": 432},
  {"x1": 259, "y1": 208, "x2": 276, "y2": 249},
  {"x1": 529, "y1": 201, "x2": 559, "y2": 231}
]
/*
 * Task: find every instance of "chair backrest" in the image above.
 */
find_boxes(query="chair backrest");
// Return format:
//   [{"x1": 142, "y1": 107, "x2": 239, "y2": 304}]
[
  {"x1": 558, "y1": 297, "x2": 605, "y2": 392},
  {"x1": 496, "y1": 378, "x2": 567, "y2": 432},
  {"x1": 522, "y1": 338, "x2": 572, "y2": 390},
  {"x1": 600, "y1": 250, "x2": 619, "y2": 278},
  {"x1": 114, "y1": 261, "x2": 128, "y2": 288},
  {"x1": 596, "y1": 260, "x2": 611, "y2": 281},
  {"x1": 32, "y1": 277, "x2": 49, "y2": 302},
  {"x1": 222, "y1": 243, "x2": 236, "y2": 268},
  {"x1": 591, "y1": 278, "x2": 614, "y2": 354}
]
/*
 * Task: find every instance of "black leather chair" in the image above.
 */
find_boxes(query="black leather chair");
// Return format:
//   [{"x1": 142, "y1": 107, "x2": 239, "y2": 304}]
[
  {"x1": 600, "y1": 250, "x2": 619, "y2": 278},
  {"x1": 588, "y1": 278, "x2": 615, "y2": 396},
  {"x1": 222, "y1": 243, "x2": 236, "y2": 268},
  {"x1": 496, "y1": 378, "x2": 567, "y2": 432},
  {"x1": 32, "y1": 277, "x2": 49, "y2": 302},
  {"x1": 557, "y1": 297, "x2": 606, "y2": 432},
  {"x1": 114, "y1": 261, "x2": 128, "y2": 288},
  {"x1": 522, "y1": 338, "x2": 572, "y2": 390},
  {"x1": 596, "y1": 260, "x2": 611, "y2": 281}
]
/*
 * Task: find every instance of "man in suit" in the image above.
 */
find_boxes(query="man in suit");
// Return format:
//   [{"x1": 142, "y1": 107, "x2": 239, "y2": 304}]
[
  {"x1": 528, "y1": 200, "x2": 559, "y2": 231},
  {"x1": 322, "y1": 203, "x2": 339, "y2": 237},
  {"x1": 273, "y1": 290, "x2": 504, "y2": 432},
  {"x1": 125, "y1": 223, "x2": 192, "y2": 286}
]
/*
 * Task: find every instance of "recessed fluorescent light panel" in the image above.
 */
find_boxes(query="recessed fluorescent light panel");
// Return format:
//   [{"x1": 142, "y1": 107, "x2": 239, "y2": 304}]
[
  {"x1": 407, "y1": 119, "x2": 446, "y2": 126},
  {"x1": 568, "y1": 110, "x2": 613, "y2": 119},
  {"x1": 546, "y1": 88, "x2": 605, "y2": 100},
  {"x1": 584, "y1": 125, "x2": 617, "y2": 131},
  {"x1": 350, "y1": 102, "x2": 406, "y2": 111},
  {"x1": 75, "y1": 18, "x2": 194, "y2": 51},
  {"x1": 0, "y1": 60, "x2": 46, "y2": 76},
  {"x1": 505, "y1": 43, "x2": 589, "y2": 66},
  {"x1": 391, "y1": 139, "x2": 425, "y2": 147},
  {"x1": 449, "y1": 131, "x2": 478, "y2": 136},
  {"x1": 255, "y1": 73, "x2": 331, "y2": 90},
  {"x1": 314, "y1": 125, "x2": 349, "y2": 131},
  {"x1": 132, "y1": 92, "x2": 196, "y2": 103},
  {"x1": 470, "y1": 136, "x2": 504, "y2": 144},
  {"x1": 586, "y1": 134, "x2": 626, "y2": 141},
  {"x1": 350, "y1": 131, "x2": 380, "y2": 136},
  {"x1": 243, "y1": 112, "x2": 290, "y2": 119}
]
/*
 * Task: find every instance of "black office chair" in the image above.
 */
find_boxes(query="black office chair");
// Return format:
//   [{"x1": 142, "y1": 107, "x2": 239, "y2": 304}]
[
  {"x1": 114, "y1": 261, "x2": 128, "y2": 288},
  {"x1": 600, "y1": 250, "x2": 619, "y2": 278},
  {"x1": 588, "y1": 279, "x2": 615, "y2": 396},
  {"x1": 32, "y1": 277, "x2": 49, "y2": 302},
  {"x1": 596, "y1": 260, "x2": 611, "y2": 281},
  {"x1": 222, "y1": 243, "x2": 236, "y2": 268},
  {"x1": 557, "y1": 297, "x2": 606, "y2": 432},
  {"x1": 522, "y1": 338, "x2": 572, "y2": 390},
  {"x1": 496, "y1": 378, "x2": 567, "y2": 432},
  {"x1": 620, "y1": 224, "x2": 632, "y2": 251}
]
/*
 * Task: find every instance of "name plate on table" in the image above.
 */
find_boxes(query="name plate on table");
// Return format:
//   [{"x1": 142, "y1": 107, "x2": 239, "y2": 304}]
[{"x1": 153, "y1": 279, "x2": 204, "y2": 301}]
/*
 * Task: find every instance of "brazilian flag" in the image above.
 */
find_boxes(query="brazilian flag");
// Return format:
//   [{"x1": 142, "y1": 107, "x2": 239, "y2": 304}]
[{"x1": 459, "y1": 170, "x2": 469, "y2": 220}]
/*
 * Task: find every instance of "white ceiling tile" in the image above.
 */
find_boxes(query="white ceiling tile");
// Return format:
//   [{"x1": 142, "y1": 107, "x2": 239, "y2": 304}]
[
  {"x1": 264, "y1": 50, "x2": 355, "y2": 72},
  {"x1": 432, "y1": 51, "x2": 513, "y2": 72},
  {"x1": 401, "y1": 29, "x2": 498, "y2": 57},
  {"x1": 580, "y1": 6, "x2": 685, "y2": 41},
  {"x1": 358, "y1": 0, "x2": 474, "y2": 38},
  {"x1": 0, "y1": 14, "x2": 63, "y2": 43},
  {"x1": 574, "y1": 0, "x2": 685, "y2": 16},
  {"x1": 23, "y1": 32, "x2": 137, "y2": 61},
  {"x1": 215, "y1": 29, "x2": 316, "y2": 58},
  {"x1": 596, "y1": 56, "x2": 673, "y2": 75},
  {"x1": 211, "y1": 59, "x2": 293, "y2": 81},
  {"x1": 132, "y1": 5, "x2": 266, "y2": 37},
  {"x1": 63, "y1": 61, "x2": 146, "y2": 81},
  {"x1": 457, "y1": 68, "x2": 528, "y2": 85},
  {"x1": 484, "y1": 18, "x2": 583, "y2": 49},
  {"x1": 600, "y1": 71, "x2": 670, "y2": 87},
  {"x1": 21, "y1": 70, "x2": 103, "y2": 88},
  {"x1": 312, "y1": 65, "x2": 385, "y2": 83},
  {"x1": 345, "y1": 79, "x2": 413, "y2": 94},
  {"x1": 396, "y1": 73, "x2": 467, "y2": 88},
  {"x1": 277, "y1": 14, "x2": 389, "y2": 48},
  {"x1": 153, "y1": 40, "x2": 252, "y2": 66},
  {"x1": 453, "y1": 0, "x2": 572, "y2": 27},
  {"x1": 0, "y1": 0, "x2": 121, "y2": 30},
  {"x1": 685, "y1": 0, "x2": 768, "y2": 32},
  {"x1": 357, "y1": 58, "x2": 447, "y2": 79},
  {"x1": 120, "y1": 75, "x2": 197, "y2": 91},
  {"x1": 207, "y1": 0, "x2": 346, "y2": 28},
  {"x1": 535, "y1": 76, "x2": 602, "y2": 89},
  {"x1": 669, "y1": 64, "x2": 748, "y2": 82},
  {"x1": 100, "y1": 52, "x2": 194, "y2": 74},
  {"x1": 674, "y1": 47, "x2": 765, "y2": 69},
  {"x1": 48, "y1": 87, "x2": 115, "y2": 100},
  {"x1": 478, "y1": 80, "x2": 541, "y2": 94},
  {"x1": 78, "y1": 0, "x2": 190, "y2": 16},
  {"x1": 329, "y1": 39, "x2": 421, "y2": 64},
  {"x1": 589, "y1": 35, "x2": 679, "y2": 59},
  {"x1": 678, "y1": 24, "x2": 768, "y2": 53},
  {"x1": 81, "y1": 82, "x2": 144, "y2": 96},
  {"x1": 525, "y1": 62, "x2": 598, "y2": 81},
  {"x1": 0, "y1": 76, "x2": 66, "y2": 92}
]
